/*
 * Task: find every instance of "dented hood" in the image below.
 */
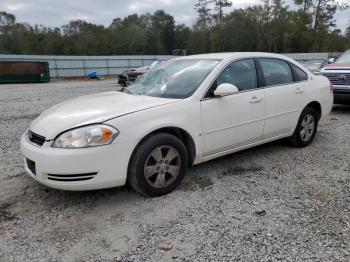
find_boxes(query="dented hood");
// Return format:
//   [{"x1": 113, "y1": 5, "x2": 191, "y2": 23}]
[{"x1": 30, "y1": 91, "x2": 179, "y2": 139}]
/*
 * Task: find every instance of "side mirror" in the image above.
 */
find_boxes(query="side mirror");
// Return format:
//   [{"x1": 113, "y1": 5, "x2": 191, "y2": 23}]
[
  {"x1": 214, "y1": 83, "x2": 239, "y2": 97},
  {"x1": 328, "y1": 58, "x2": 335, "y2": 64}
]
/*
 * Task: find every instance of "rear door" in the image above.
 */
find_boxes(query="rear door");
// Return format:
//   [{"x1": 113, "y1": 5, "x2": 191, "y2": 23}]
[{"x1": 257, "y1": 58, "x2": 308, "y2": 139}]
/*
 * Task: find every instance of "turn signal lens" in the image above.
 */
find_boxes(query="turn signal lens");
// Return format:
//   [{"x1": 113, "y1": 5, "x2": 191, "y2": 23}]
[{"x1": 100, "y1": 127, "x2": 114, "y2": 142}]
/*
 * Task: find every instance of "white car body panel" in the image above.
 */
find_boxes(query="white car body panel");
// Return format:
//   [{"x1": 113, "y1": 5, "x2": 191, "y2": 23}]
[
  {"x1": 105, "y1": 98, "x2": 203, "y2": 164},
  {"x1": 30, "y1": 91, "x2": 179, "y2": 139},
  {"x1": 21, "y1": 134, "x2": 133, "y2": 190},
  {"x1": 201, "y1": 89, "x2": 265, "y2": 156},
  {"x1": 20, "y1": 52, "x2": 333, "y2": 191},
  {"x1": 263, "y1": 81, "x2": 307, "y2": 139}
]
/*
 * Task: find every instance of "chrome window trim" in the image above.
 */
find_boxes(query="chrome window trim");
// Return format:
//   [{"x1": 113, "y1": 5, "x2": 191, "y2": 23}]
[
  {"x1": 201, "y1": 56, "x2": 310, "y2": 101},
  {"x1": 261, "y1": 81, "x2": 303, "y2": 89}
]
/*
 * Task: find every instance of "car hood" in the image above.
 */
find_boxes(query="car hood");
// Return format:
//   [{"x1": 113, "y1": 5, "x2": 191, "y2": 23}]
[
  {"x1": 323, "y1": 63, "x2": 350, "y2": 70},
  {"x1": 129, "y1": 66, "x2": 148, "y2": 74},
  {"x1": 30, "y1": 91, "x2": 179, "y2": 139},
  {"x1": 131, "y1": 65, "x2": 149, "y2": 72}
]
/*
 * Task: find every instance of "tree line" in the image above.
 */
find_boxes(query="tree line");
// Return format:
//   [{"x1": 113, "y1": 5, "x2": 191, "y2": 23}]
[{"x1": 0, "y1": 0, "x2": 349, "y2": 56}]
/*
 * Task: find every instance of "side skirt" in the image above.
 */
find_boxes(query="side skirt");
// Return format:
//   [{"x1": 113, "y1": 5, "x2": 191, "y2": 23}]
[{"x1": 200, "y1": 133, "x2": 291, "y2": 163}]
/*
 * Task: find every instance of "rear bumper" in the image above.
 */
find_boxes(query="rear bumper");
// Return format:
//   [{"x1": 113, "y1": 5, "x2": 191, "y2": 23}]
[{"x1": 333, "y1": 85, "x2": 350, "y2": 104}]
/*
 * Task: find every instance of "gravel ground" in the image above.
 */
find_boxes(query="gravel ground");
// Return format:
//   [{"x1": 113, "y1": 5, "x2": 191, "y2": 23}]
[{"x1": 0, "y1": 80, "x2": 349, "y2": 262}]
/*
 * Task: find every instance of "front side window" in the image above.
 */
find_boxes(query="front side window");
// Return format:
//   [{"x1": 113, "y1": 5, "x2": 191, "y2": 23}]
[
  {"x1": 259, "y1": 58, "x2": 293, "y2": 86},
  {"x1": 126, "y1": 59, "x2": 220, "y2": 99},
  {"x1": 216, "y1": 59, "x2": 258, "y2": 92}
]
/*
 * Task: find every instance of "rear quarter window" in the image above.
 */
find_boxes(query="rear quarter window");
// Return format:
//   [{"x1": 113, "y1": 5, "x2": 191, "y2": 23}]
[{"x1": 290, "y1": 64, "x2": 308, "y2": 81}]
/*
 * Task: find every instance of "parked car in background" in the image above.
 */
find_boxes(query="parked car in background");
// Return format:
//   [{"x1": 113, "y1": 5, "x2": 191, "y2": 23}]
[
  {"x1": 297, "y1": 59, "x2": 327, "y2": 75},
  {"x1": 21, "y1": 53, "x2": 333, "y2": 197},
  {"x1": 321, "y1": 50, "x2": 350, "y2": 104},
  {"x1": 118, "y1": 60, "x2": 163, "y2": 86}
]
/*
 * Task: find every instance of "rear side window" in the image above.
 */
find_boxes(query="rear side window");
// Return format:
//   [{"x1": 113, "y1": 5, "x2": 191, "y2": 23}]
[
  {"x1": 290, "y1": 64, "x2": 308, "y2": 81},
  {"x1": 259, "y1": 58, "x2": 293, "y2": 86}
]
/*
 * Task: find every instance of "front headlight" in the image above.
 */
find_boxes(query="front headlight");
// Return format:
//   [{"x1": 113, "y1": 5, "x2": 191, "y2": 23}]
[{"x1": 52, "y1": 124, "x2": 119, "y2": 149}]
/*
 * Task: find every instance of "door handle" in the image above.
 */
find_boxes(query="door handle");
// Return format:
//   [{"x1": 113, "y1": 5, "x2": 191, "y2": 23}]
[
  {"x1": 249, "y1": 96, "x2": 263, "y2": 103},
  {"x1": 295, "y1": 88, "x2": 304, "y2": 94}
]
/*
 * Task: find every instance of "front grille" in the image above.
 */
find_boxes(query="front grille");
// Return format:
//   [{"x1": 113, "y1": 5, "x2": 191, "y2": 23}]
[
  {"x1": 27, "y1": 130, "x2": 46, "y2": 146},
  {"x1": 323, "y1": 73, "x2": 350, "y2": 86},
  {"x1": 47, "y1": 172, "x2": 97, "y2": 182},
  {"x1": 26, "y1": 158, "x2": 36, "y2": 175}
]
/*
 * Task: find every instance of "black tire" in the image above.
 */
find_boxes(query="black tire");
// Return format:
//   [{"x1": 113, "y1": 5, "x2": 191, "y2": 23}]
[
  {"x1": 289, "y1": 107, "x2": 319, "y2": 147},
  {"x1": 118, "y1": 77, "x2": 127, "y2": 87},
  {"x1": 128, "y1": 133, "x2": 188, "y2": 197}
]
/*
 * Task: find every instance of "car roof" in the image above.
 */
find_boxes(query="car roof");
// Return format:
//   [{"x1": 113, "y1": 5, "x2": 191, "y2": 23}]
[
  {"x1": 171, "y1": 52, "x2": 312, "y2": 76},
  {"x1": 175, "y1": 52, "x2": 291, "y2": 61}
]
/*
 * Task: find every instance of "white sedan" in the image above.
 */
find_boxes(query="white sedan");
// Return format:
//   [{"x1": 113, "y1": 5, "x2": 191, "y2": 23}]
[{"x1": 21, "y1": 53, "x2": 333, "y2": 196}]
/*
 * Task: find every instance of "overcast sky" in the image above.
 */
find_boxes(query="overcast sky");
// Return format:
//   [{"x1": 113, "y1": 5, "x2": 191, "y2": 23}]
[{"x1": 0, "y1": 0, "x2": 349, "y2": 32}]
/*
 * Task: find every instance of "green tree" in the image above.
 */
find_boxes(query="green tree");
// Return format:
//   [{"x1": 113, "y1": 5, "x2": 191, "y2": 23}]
[
  {"x1": 216, "y1": 7, "x2": 265, "y2": 52},
  {"x1": 174, "y1": 24, "x2": 191, "y2": 50},
  {"x1": 0, "y1": 12, "x2": 17, "y2": 53},
  {"x1": 194, "y1": 0, "x2": 214, "y2": 52},
  {"x1": 0, "y1": 8, "x2": 348, "y2": 56},
  {"x1": 346, "y1": 25, "x2": 350, "y2": 38},
  {"x1": 151, "y1": 10, "x2": 175, "y2": 54},
  {"x1": 214, "y1": 0, "x2": 232, "y2": 26}
]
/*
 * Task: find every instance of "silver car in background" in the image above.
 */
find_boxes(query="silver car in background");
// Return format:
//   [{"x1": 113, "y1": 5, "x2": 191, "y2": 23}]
[{"x1": 298, "y1": 59, "x2": 327, "y2": 75}]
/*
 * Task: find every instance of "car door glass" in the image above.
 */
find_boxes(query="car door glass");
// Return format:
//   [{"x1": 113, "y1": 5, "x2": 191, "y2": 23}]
[
  {"x1": 259, "y1": 58, "x2": 293, "y2": 86},
  {"x1": 216, "y1": 59, "x2": 257, "y2": 92},
  {"x1": 290, "y1": 64, "x2": 308, "y2": 81}
]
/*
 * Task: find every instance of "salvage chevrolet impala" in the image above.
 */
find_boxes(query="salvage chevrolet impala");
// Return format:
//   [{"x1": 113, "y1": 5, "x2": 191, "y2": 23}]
[{"x1": 21, "y1": 53, "x2": 333, "y2": 196}]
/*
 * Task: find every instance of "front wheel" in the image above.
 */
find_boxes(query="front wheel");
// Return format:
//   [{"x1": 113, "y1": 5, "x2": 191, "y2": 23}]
[
  {"x1": 128, "y1": 133, "x2": 188, "y2": 197},
  {"x1": 289, "y1": 107, "x2": 319, "y2": 147}
]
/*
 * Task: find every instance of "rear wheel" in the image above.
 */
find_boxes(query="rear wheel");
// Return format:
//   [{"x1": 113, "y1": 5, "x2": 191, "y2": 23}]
[
  {"x1": 128, "y1": 133, "x2": 188, "y2": 197},
  {"x1": 289, "y1": 107, "x2": 318, "y2": 147}
]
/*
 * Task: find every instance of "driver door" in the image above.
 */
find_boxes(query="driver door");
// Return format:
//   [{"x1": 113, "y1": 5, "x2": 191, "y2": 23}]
[{"x1": 200, "y1": 58, "x2": 266, "y2": 159}]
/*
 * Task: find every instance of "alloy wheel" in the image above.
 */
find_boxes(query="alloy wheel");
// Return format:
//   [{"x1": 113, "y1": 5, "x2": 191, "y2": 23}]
[
  {"x1": 144, "y1": 146, "x2": 181, "y2": 189},
  {"x1": 300, "y1": 114, "x2": 315, "y2": 142}
]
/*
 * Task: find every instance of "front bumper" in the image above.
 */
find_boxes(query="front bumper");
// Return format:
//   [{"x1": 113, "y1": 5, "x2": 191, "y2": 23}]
[
  {"x1": 20, "y1": 134, "x2": 135, "y2": 191},
  {"x1": 333, "y1": 85, "x2": 350, "y2": 104}
]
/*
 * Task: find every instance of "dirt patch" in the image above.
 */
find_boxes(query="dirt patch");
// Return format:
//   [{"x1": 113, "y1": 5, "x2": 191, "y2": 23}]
[
  {"x1": 109, "y1": 213, "x2": 125, "y2": 224},
  {"x1": 0, "y1": 203, "x2": 16, "y2": 223},
  {"x1": 3, "y1": 172, "x2": 26, "y2": 181},
  {"x1": 0, "y1": 114, "x2": 39, "y2": 121},
  {"x1": 180, "y1": 176, "x2": 214, "y2": 192},
  {"x1": 219, "y1": 165, "x2": 264, "y2": 178}
]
